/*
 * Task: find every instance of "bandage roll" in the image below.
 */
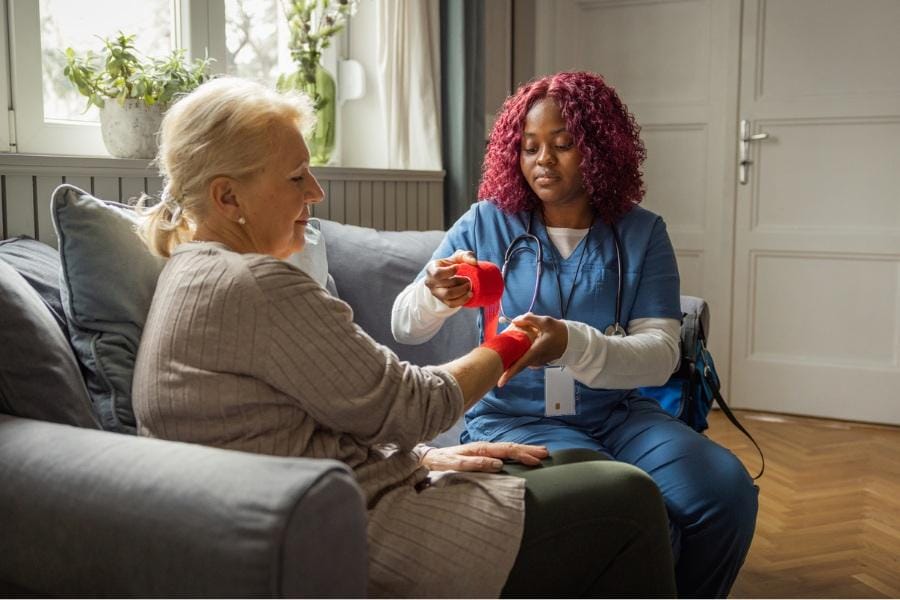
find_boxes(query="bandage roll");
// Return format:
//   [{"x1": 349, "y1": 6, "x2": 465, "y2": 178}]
[
  {"x1": 456, "y1": 261, "x2": 504, "y2": 341},
  {"x1": 456, "y1": 262, "x2": 504, "y2": 308}
]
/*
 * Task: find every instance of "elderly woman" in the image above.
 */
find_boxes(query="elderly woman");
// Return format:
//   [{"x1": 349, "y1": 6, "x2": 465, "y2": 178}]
[
  {"x1": 132, "y1": 77, "x2": 676, "y2": 598},
  {"x1": 393, "y1": 71, "x2": 758, "y2": 598}
]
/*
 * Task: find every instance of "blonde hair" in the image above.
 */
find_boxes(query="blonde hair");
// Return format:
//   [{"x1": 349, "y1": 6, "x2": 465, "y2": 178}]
[{"x1": 137, "y1": 77, "x2": 316, "y2": 257}]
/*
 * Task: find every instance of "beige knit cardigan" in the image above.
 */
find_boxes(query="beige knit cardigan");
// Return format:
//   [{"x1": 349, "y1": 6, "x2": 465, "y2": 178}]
[{"x1": 132, "y1": 242, "x2": 525, "y2": 597}]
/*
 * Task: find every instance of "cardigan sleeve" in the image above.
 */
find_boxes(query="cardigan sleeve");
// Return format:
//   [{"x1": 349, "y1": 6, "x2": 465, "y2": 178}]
[{"x1": 251, "y1": 259, "x2": 465, "y2": 451}]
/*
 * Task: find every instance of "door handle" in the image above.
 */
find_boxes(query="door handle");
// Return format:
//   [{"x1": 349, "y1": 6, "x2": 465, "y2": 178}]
[{"x1": 739, "y1": 119, "x2": 771, "y2": 185}]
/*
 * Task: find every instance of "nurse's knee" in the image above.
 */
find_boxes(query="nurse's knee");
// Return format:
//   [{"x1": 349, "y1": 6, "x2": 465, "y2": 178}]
[{"x1": 706, "y1": 450, "x2": 759, "y2": 540}]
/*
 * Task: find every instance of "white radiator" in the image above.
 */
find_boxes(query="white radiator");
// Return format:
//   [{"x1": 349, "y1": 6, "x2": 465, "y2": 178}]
[{"x1": 0, "y1": 154, "x2": 445, "y2": 248}]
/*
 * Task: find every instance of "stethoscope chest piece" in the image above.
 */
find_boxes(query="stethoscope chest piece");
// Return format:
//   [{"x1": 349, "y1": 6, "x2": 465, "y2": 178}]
[{"x1": 604, "y1": 323, "x2": 627, "y2": 337}]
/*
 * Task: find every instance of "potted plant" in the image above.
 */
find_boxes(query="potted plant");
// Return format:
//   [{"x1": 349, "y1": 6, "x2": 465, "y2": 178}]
[
  {"x1": 63, "y1": 33, "x2": 213, "y2": 159},
  {"x1": 278, "y1": 0, "x2": 357, "y2": 165}
]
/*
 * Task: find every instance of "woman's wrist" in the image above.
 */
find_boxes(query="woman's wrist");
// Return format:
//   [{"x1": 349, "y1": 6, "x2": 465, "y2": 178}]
[
  {"x1": 414, "y1": 443, "x2": 437, "y2": 466},
  {"x1": 480, "y1": 330, "x2": 533, "y2": 370}
]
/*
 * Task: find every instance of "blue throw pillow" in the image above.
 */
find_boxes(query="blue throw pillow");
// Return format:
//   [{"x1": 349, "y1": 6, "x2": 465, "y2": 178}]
[
  {"x1": 0, "y1": 260, "x2": 98, "y2": 428},
  {"x1": 51, "y1": 184, "x2": 165, "y2": 433}
]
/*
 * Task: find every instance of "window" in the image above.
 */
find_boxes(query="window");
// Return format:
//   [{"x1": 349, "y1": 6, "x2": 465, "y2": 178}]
[
  {"x1": 4, "y1": 0, "x2": 340, "y2": 157},
  {"x1": 40, "y1": 0, "x2": 175, "y2": 124},
  {"x1": 224, "y1": 0, "x2": 282, "y2": 86}
]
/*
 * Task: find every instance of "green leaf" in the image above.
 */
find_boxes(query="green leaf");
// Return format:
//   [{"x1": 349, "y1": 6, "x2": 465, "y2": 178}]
[{"x1": 60, "y1": 31, "x2": 213, "y2": 108}]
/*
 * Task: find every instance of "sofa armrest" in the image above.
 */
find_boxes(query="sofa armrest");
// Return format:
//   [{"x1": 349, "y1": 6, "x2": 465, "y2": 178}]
[{"x1": 0, "y1": 415, "x2": 367, "y2": 597}]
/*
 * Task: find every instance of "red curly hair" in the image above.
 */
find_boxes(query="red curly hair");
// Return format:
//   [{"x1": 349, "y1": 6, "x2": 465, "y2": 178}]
[{"x1": 478, "y1": 71, "x2": 646, "y2": 223}]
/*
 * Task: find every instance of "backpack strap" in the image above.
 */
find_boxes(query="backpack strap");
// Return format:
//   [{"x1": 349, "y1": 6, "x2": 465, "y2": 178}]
[
  {"x1": 699, "y1": 345, "x2": 765, "y2": 480},
  {"x1": 680, "y1": 311, "x2": 701, "y2": 358}
]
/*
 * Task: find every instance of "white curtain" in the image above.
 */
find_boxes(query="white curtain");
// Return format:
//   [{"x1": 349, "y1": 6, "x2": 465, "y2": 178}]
[{"x1": 376, "y1": 0, "x2": 442, "y2": 170}]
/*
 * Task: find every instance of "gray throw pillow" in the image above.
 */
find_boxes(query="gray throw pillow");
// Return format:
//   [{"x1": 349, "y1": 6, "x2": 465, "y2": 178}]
[
  {"x1": 318, "y1": 220, "x2": 478, "y2": 367},
  {"x1": 51, "y1": 184, "x2": 165, "y2": 433},
  {"x1": 0, "y1": 236, "x2": 70, "y2": 335},
  {"x1": 285, "y1": 218, "x2": 338, "y2": 296},
  {"x1": 0, "y1": 260, "x2": 98, "y2": 428},
  {"x1": 286, "y1": 219, "x2": 329, "y2": 289}
]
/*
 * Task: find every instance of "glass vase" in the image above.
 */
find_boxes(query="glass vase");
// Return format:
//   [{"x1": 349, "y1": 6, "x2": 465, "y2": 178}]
[{"x1": 302, "y1": 64, "x2": 336, "y2": 165}]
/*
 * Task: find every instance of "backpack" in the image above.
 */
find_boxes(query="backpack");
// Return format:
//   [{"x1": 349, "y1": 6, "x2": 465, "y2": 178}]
[{"x1": 639, "y1": 296, "x2": 765, "y2": 480}]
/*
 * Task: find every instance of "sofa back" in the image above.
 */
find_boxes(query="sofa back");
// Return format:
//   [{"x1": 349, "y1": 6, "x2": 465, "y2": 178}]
[{"x1": 320, "y1": 220, "x2": 479, "y2": 366}]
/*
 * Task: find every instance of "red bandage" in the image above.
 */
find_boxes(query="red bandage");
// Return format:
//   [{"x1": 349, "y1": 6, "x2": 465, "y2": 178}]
[
  {"x1": 480, "y1": 330, "x2": 533, "y2": 371},
  {"x1": 456, "y1": 261, "x2": 504, "y2": 340},
  {"x1": 456, "y1": 262, "x2": 504, "y2": 308}
]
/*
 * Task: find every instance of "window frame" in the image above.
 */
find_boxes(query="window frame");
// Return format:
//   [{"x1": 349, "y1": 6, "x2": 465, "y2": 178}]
[
  {"x1": 3, "y1": 0, "x2": 353, "y2": 161},
  {"x1": 11, "y1": 0, "x2": 122, "y2": 155},
  {"x1": 6, "y1": 0, "x2": 231, "y2": 157},
  {"x1": 1, "y1": 0, "x2": 11, "y2": 152}
]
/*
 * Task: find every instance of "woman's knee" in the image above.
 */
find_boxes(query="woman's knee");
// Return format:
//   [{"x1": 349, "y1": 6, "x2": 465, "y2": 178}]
[
  {"x1": 547, "y1": 447, "x2": 610, "y2": 466},
  {"x1": 577, "y1": 461, "x2": 668, "y2": 524},
  {"x1": 616, "y1": 463, "x2": 669, "y2": 519}
]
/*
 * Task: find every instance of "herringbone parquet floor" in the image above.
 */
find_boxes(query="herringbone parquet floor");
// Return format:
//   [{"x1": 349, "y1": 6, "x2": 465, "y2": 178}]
[{"x1": 705, "y1": 410, "x2": 900, "y2": 598}]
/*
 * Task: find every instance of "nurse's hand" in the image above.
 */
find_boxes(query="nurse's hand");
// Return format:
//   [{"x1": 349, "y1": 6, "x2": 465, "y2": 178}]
[
  {"x1": 419, "y1": 442, "x2": 549, "y2": 472},
  {"x1": 424, "y1": 249, "x2": 479, "y2": 308},
  {"x1": 498, "y1": 313, "x2": 568, "y2": 387}
]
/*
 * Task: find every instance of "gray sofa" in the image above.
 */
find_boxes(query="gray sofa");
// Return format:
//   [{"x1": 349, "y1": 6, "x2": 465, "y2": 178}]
[
  {"x1": 0, "y1": 214, "x2": 700, "y2": 596},
  {"x1": 0, "y1": 219, "x2": 476, "y2": 597}
]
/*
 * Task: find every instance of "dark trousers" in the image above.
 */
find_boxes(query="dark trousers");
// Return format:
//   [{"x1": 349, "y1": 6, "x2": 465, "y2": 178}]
[
  {"x1": 501, "y1": 449, "x2": 676, "y2": 598},
  {"x1": 484, "y1": 398, "x2": 759, "y2": 597}
]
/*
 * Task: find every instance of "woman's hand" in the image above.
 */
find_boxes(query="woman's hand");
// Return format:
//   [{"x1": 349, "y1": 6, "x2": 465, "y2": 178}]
[
  {"x1": 420, "y1": 441, "x2": 549, "y2": 472},
  {"x1": 502, "y1": 320, "x2": 540, "y2": 343},
  {"x1": 424, "y1": 250, "x2": 479, "y2": 308},
  {"x1": 498, "y1": 313, "x2": 569, "y2": 386}
]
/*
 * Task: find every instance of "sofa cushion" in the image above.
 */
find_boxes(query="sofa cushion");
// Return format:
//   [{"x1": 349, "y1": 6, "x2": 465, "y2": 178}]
[
  {"x1": 51, "y1": 184, "x2": 166, "y2": 433},
  {"x1": 0, "y1": 236, "x2": 69, "y2": 335},
  {"x1": 285, "y1": 218, "x2": 338, "y2": 296},
  {"x1": 319, "y1": 220, "x2": 478, "y2": 367},
  {"x1": 0, "y1": 260, "x2": 98, "y2": 428}
]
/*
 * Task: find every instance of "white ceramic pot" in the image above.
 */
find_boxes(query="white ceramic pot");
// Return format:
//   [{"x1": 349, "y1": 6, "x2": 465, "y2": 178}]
[{"x1": 99, "y1": 99, "x2": 166, "y2": 159}]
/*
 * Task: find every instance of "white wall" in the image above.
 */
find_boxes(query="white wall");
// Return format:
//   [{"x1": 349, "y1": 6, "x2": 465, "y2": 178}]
[{"x1": 339, "y1": 0, "x2": 387, "y2": 169}]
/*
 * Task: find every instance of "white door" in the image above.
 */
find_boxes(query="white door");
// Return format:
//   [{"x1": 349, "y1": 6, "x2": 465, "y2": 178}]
[
  {"x1": 730, "y1": 0, "x2": 900, "y2": 424},
  {"x1": 533, "y1": 0, "x2": 743, "y2": 385}
]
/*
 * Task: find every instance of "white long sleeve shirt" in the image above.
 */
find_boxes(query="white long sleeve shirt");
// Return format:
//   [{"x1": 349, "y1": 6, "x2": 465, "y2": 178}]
[{"x1": 392, "y1": 227, "x2": 681, "y2": 390}]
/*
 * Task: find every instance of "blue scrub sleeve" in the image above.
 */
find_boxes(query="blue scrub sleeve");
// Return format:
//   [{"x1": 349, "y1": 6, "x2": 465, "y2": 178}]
[
  {"x1": 415, "y1": 203, "x2": 481, "y2": 281},
  {"x1": 629, "y1": 217, "x2": 681, "y2": 320}
]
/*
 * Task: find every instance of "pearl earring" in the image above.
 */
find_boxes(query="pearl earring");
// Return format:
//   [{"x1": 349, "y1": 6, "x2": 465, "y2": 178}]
[{"x1": 238, "y1": 216, "x2": 246, "y2": 225}]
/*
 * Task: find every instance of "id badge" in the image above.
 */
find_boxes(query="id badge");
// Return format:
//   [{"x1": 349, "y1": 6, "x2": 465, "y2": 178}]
[{"x1": 545, "y1": 366, "x2": 576, "y2": 416}]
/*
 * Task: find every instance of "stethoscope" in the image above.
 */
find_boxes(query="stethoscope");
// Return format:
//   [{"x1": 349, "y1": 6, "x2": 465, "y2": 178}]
[{"x1": 498, "y1": 212, "x2": 627, "y2": 337}]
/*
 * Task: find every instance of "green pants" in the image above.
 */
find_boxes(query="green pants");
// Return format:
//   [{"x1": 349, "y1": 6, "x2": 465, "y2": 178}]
[{"x1": 501, "y1": 449, "x2": 676, "y2": 598}]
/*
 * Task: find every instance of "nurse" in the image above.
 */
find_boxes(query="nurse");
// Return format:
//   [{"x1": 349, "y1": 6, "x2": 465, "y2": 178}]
[{"x1": 392, "y1": 71, "x2": 758, "y2": 598}]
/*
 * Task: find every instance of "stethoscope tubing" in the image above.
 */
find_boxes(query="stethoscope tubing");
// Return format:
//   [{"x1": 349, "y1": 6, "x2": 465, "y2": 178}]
[{"x1": 498, "y1": 211, "x2": 626, "y2": 336}]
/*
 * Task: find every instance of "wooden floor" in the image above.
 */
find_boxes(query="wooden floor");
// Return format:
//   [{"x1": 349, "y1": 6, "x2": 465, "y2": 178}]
[{"x1": 705, "y1": 410, "x2": 900, "y2": 598}]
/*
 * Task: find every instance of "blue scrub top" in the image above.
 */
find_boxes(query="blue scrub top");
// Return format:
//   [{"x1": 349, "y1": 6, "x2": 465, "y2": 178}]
[{"x1": 421, "y1": 201, "x2": 681, "y2": 439}]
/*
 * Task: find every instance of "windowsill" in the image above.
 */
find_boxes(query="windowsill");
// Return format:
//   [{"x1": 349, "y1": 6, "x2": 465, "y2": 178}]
[
  {"x1": 0, "y1": 152, "x2": 445, "y2": 180},
  {"x1": 1, "y1": 151, "x2": 155, "y2": 169}
]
